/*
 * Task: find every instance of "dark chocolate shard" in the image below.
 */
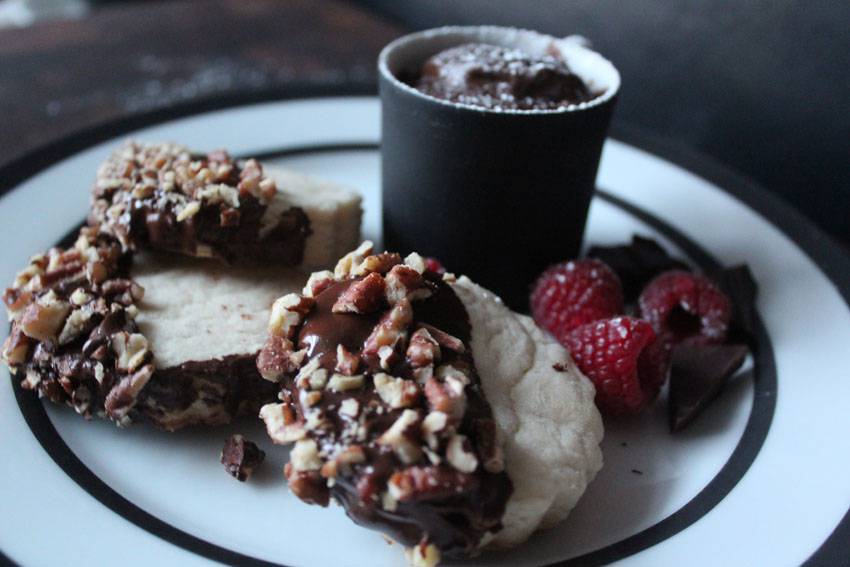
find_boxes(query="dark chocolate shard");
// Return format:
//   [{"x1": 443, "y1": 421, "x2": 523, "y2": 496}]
[
  {"x1": 587, "y1": 235, "x2": 690, "y2": 302},
  {"x1": 714, "y1": 264, "x2": 758, "y2": 347},
  {"x1": 669, "y1": 343, "x2": 749, "y2": 432},
  {"x1": 221, "y1": 434, "x2": 266, "y2": 481}
]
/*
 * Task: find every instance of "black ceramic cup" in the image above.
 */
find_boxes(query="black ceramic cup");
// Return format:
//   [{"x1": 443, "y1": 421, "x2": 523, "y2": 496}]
[{"x1": 379, "y1": 26, "x2": 620, "y2": 310}]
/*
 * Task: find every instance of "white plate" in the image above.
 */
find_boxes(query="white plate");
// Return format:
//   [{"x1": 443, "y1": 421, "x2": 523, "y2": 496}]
[{"x1": 1, "y1": 96, "x2": 848, "y2": 567}]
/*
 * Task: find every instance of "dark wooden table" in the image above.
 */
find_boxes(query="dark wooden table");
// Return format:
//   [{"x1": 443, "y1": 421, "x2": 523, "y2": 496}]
[{"x1": 0, "y1": 0, "x2": 405, "y2": 168}]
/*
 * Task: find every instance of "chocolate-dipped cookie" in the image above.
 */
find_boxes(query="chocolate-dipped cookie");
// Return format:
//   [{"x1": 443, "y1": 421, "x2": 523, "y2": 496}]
[
  {"x1": 258, "y1": 243, "x2": 603, "y2": 565},
  {"x1": 2, "y1": 143, "x2": 364, "y2": 429}
]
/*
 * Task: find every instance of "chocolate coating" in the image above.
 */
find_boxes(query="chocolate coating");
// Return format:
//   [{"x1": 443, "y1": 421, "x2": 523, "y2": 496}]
[
  {"x1": 415, "y1": 43, "x2": 596, "y2": 110},
  {"x1": 289, "y1": 273, "x2": 511, "y2": 557}
]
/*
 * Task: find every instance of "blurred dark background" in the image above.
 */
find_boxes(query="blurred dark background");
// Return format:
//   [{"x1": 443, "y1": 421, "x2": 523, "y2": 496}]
[{"x1": 1, "y1": 0, "x2": 848, "y2": 242}]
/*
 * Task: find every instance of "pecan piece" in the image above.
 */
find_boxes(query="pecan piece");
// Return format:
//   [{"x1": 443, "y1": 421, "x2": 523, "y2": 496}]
[
  {"x1": 388, "y1": 465, "x2": 476, "y2": 502},
  {"x1": 285, "y1": 464, "x2": 329, "y2": 506},
  {"x1": 352, "y1": 252, "x2": 402, "y2": 276},
  {"x1": 363, "y1": 298, "x2": 413, "y2": 357},
  {"x1": 334, "y1": 241, "x2": 374, "y2": 279},
  {"x1": 385, "y1": 264, "x2": 432, "y2": 305},
  {"x1": 257, "y1": 335, "x2": 301, "y2": 382},
  {"x1": 406, "y1": 327, "x2": 441, "y2": 368},
  {"x1": 303, "y1": 270, "x2": 335, "y2": 297},
  {"x1": 112, "y1": 332, "x2": 150, "y2": 372},
  {"x1": 373, "y1": 373, "x2": 419, "y2": 409},
  {"x1": 104, "y1": 363, "x2": 155, "y2": 425},
  {"x1": 1, "y1": 325, "x2": 30, "y2": 366},
  {"x1": 334, "y1": 344, "x2": 360, "y2": 375},
  {"x1": 19, "y1": 293, "x2": 71, "y2": 341},
  {"x1": 332, "y1": 272, "x2": 385, "y2": 314},
  {"x1": 419, "y1": 323, "x2": 465, "y2": 353},
  {"x1": 377, "y1": 409, "x2": 422, "y2": 464},
  {"x1": 268, "y1": 293, "x2": 315, "y2": 339},
  {"x1": 405, "y1": 542, "x2": 441, "y2": 567},
  {"x1": 259, "y1": 401, "x2": 305, "y2": 444},
  {"x1": 424, "y1": 377, "x2": 466, "y2": 420}
]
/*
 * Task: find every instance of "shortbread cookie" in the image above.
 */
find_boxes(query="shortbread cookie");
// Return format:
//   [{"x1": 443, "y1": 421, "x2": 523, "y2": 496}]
[{"x1": 451, "y1": 276, "x2": 603, "y2": 547}]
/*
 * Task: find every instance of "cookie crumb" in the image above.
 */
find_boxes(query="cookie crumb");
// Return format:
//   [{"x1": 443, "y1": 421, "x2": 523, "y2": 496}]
[{"x1": 221, "y1": 434, "x2": 265, "y2": 481}]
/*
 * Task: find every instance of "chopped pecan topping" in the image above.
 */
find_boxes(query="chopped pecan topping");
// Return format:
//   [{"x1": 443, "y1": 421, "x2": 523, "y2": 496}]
[
  {"x1": 420, "y1": 323, "x2": 465, "y2": 353},
  {"x1": 257, "y1": 336, "x2": 301, "y2": 382},
  {"x1": 285, "y1": 464, "x2": 329, "y2": 506},
  {"x1": 334, "y1": 241, "x2": 374, "y2": 279},
  {"x1": 303, "y1": 270, "x2": 335, "y2": 297},
  {"x1": 334, "y1": 344, "x2": 360, "y2": 375},
  {"x1": 260, "y1": 402, "x2": 305, "y2": 444},
  {"x1": 0, "y1": 227, "x2": 158, "y2": 427},
  {"x1": 332, "y1": 272, "x2": 386, "y2": 314},
  {"x1": 19, "y1": 293, "x2": 71, "y2": 342},
  {"x1": 405, "y1": 542, "x2": 441, "y2": 567},
  {"x1": 112, "y1": 332, "x2": 150, "y2": 372},
  {"x1": 373, "y1": 373, "x2": 420, "y2": 408},
  {"x1": 403, "y1": 252, "x2": 427, "y2": 274},
  {"x1": 268, "y1": 293, "x2": 315, "y2": 339},
  {"x1": 362, "y1": 298, "x2": 413, "y2": 357},
  {"x1": 104, "y1": 363, "x2": 155, "y2": 425},
  {"x1": 352, "y1": 252, "x2": 402, "y2": 276},
  {"x1": 388, "y1": 465, "x2": 475, "y2": 502},
  {"x1": 1, "y1": 327, "x2": 30, "y2": 366},
  {"x1": 89, "y1": 141, "x2": 309, "y2": 265},
  {"x1": 326, "y1": 373, "x2": 364, "y2": 392},
  {"x1": 424, "y1": 376, "x2": 466, "y2": 420},
  {"x1": 385, "y1": 264, "x2": 433, "y2": 305},
  {"x1": 421, "y1": 410, "x2": 449, "y2": 450},
  {"x1": 407, "y1": 327, "x2": 441, "y2": 368}
]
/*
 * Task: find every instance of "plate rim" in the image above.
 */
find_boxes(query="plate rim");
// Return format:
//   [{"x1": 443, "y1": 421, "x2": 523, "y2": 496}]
[{"x1": 0, "y1": 88, "x2": 847, "y2": 566}]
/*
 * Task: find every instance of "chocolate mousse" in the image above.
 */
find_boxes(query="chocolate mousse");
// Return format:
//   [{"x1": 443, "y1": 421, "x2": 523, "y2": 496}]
[{"x1": 414, "y1": 43, "x2": 598, "y2": 110}]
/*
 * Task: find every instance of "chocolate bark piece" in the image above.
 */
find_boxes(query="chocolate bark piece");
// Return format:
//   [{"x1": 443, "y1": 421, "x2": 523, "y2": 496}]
[
  {"x1": 588, "y1": 235, "x2": 690, "y2": 302},
  {"x1": 90, "y1": 141, "x2": 311, "y2": 265},
  {"x1": 669, "y1": 343, "x2": 749, "y2": 432},
  {"x1": 715, "y1": 264, "x2": 759, "y2": 347},
  {"x1": 221, "y1": 434, "x2": 266, "y2": 481},
  {"x1": 259, "y1": 244, "x2": 511, "y2": 560}
]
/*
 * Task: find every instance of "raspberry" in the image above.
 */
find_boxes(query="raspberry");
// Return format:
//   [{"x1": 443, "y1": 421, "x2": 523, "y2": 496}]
[
  {"x1": 563, "y1": 317, "x2": 666, "y2": 415},
  {"x1": 530, "y1": 259, "x2": 624, "y2": 340},
  {"x1": 638, "y1": 271, "x2": 731, "y2": 346},
  {"x1": 424, "y1": 257, "x2": 446, "y2": 274}
]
